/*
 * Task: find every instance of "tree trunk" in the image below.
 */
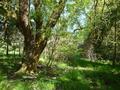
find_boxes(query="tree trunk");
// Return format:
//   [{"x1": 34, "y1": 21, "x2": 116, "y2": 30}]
[
  {"x1": 17, "y1": 0, "x2": 66, "y2": 74},
  {"x1": 19, "y1": 42, "x2": 21, "y2": 56},
  {"x1": 113, "y1": 18, "x2": 117, "y2": 66},
  {"x1": 16, "y1": 37, "x2": 47, "y2": 74},
  {"x1": 6, "y1": 42, "x2": 9, "y2": 56},
  {"x1": 84, "y1": 42, "x2": 96, "y2": 61}
]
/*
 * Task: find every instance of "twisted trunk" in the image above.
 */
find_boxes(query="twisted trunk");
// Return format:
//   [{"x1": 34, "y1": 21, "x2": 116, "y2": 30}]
[
  {"x1": 16, "y1": 37, "x2": 47, "y2": 74},
  {"x1": 16, "y1": 0, "x2": 66, "y2": 74}
]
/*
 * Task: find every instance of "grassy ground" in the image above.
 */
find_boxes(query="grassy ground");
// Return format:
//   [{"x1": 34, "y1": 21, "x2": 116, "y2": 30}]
[{"x1": 0, "y1": 55, "x2": 120, "y2": 90}]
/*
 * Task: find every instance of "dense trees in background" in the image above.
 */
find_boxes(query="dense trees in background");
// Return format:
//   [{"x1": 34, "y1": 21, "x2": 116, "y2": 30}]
[
  {"x1": 83, "y1": 0, "x2": 120, "y2": 65},
  {"x1": 0, "y1": 0, "x2": 120, "y2": 75}
]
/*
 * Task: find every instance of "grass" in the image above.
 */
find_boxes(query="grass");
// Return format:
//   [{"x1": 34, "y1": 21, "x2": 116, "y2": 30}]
[{"x1": 0, "y1": 54, "x2": 120, "y2": 90}]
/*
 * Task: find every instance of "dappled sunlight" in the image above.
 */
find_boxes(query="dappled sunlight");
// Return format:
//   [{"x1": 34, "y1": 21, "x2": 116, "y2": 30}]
[
  {"x1": 57, "y1": 62, "x2": 69, "y2": 69},
  {"x1": 0, "y1": 0, "x2": 120, "y2": 89},
  {"x1": 0, "y1": 80, "x2": 13, "y2": 90},
  {"x1": 0, "y1": 56, "x2": 120, "y2": 90},
  {"x1": 0, "y1": 52, "x2": 120, "y2": 90},
  {"x1": 69, "y1": 66, "x2": 94, "y2": 71},
  {"x1": 55, "y1": 59, "x2": 120, "y2": 90},
  {"x1": 0, "y1": 79, "x2": 56, "y2": 90},
  {"x1": 12, "y1": 83, "x2": 25, "y2": 90},
  {"x1": 0, "y1": 54, "x2": 119, "y2": 90}
]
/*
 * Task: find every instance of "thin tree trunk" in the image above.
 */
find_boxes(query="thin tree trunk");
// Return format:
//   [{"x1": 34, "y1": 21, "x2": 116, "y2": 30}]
[
  {"x1": 113, "y1": 20, "x2": 117, "y2": 66},
  {"x1": 19, "y1": 42, "x2": 21, "y2": 56},
  {"x1": 6, "y1": 42, "x2": 9, "y2": 56}
]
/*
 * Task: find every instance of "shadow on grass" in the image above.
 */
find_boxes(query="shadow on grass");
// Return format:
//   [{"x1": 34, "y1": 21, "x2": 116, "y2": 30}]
[
  {"x1": 69, "y1": 58, "x2": 103, "y2": 66},
  {"x1": 68, "y1": 57, "x2": 120, "y2": 69},
  {"x1": 56, "y1": 57, "x2": 120, "y2": 90},
  {"x1": 56, "y1": 70, "x2": 90, "y2": 90},
  {"x1": 56, "y1": 67, "x2": 120, "y2": 90},
  {"x1": 0, "y1": 54, "x2": 22, "y2": 77},
  {"x1": 0, "y1": 54, "x2": 120, "y2": 90}
]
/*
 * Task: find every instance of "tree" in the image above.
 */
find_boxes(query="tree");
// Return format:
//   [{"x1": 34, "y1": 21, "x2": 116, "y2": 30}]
[
  {"x1": 83, "y1": 0, "x2": 112, "y2": 60},
  {"x1": 82, "y1": 0, "x2": 120, "y2": 64},
  {"x1": 17, "y1": 0, "x2": 66, "y2": 74}
]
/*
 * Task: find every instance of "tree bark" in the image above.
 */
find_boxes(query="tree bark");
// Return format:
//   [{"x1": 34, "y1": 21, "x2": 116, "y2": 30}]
[{"x1": 16, "y1": 37, "x2": 47, "y2": 74}]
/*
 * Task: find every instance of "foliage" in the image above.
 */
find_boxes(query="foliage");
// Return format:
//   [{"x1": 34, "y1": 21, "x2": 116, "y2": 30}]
[{"x1": 0, "y1": 0, "x2": 120, "y2": 89}]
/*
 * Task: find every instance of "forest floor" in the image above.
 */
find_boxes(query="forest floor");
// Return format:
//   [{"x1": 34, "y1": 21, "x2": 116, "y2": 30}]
[{"x1": 0, "y1": 54, "x2": 120, "y2": 90}]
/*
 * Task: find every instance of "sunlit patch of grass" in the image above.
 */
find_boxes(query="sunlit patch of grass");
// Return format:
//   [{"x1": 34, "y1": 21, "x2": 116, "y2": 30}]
[
  {"x1": 12, "y1": 81, "x2": 28, "y2": 90},
  {"x1": 12, "y1": 84, "x2": 25, "y2": 90},
  {"x1": 0, "y1": 80, "x2": 9, "y2": 90},
  {"x1": 33, "y1": 80, "x2": 55, "y2": 90},
  {"x1": 0, "y1": 79, "x2": 56, "y2": 90},
  {"x1": 79, "y1": 66, "x2": 94, "y2": 71},
  {"x1": 57, "y1": 62, "x2": 69, "y2": 69},
  {"x1": 70, "y1": 66, "x2": 94, "y2": 71},
  {"x1": 39, "y1": 57, "x2": 46, "y2": 62}
]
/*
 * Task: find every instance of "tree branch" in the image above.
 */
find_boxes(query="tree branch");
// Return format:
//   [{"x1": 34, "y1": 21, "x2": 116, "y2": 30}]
[
  {"x1": 19, "y1": 0, "x2": 31, "y2": 37},
  {"x1": 33, "y1": 0, "x2": 43, "y2": 30},
  {"x1": 36, "y1": 0, "x2": 66, "y2": 40},
  {"x1": 46, "y1": 0, "x2": 66, "y2": 28}
]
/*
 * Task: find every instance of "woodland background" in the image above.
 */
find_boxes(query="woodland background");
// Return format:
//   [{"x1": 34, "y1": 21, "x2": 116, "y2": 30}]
[{"x1": 0, "y1": 0, "x2": 120, "y2": 90}]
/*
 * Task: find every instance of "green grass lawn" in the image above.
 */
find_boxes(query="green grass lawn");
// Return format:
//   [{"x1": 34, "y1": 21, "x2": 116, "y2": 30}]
[{"x1": 0, "y1": 55, "x2": 120, "y2": 90}]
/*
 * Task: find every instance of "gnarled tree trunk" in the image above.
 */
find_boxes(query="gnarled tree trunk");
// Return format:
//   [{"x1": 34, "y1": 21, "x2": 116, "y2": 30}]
[
  {"x1": 16, "y1": 0, "x2": 66, "y2": 74},
  {"x1": 16, "y1": 37, "x2": 47, "y2": 74}
]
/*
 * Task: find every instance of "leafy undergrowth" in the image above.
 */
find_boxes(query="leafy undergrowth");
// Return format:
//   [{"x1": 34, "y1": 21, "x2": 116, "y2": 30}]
[{"x1": 0, "y1": 55, "x2": 120, "y2": 90}]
